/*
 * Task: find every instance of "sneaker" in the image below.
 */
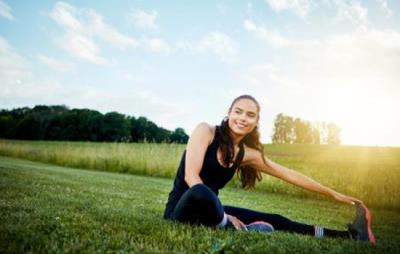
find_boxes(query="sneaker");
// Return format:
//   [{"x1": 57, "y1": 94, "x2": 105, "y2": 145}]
[
  {"x1": 348, "y1": 203, "x2": 376, "y2": 245},
  {"x1": 246, "y1": 221, "x2": 274, "y2": 233}
]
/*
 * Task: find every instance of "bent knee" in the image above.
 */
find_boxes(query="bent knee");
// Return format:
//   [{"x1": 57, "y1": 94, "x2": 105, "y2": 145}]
[{"x1": 188, "y1": 184, "x2": 215, "y2": 200}]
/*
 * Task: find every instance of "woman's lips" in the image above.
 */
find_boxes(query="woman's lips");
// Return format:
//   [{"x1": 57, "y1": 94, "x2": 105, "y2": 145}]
[{"x1": 236, "y1": 122, "x2": 247, "y2": 128}]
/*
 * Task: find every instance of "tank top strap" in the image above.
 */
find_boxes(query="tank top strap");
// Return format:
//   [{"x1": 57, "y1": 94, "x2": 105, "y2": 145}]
[
  {"x1": 209, "y1": 125, "x2": 219, "y2": 148},
  {"x1": 232, "y1": 141, "x2": 245, "y2": 168}
]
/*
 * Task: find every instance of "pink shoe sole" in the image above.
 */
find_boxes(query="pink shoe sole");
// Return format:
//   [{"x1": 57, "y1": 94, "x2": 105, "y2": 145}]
[{"x1": 361, "y1": 203, "x2": 376, "y2": 245}]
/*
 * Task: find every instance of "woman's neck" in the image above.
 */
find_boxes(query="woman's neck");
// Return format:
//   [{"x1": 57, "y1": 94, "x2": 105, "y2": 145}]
[{"x1": 229, "y1": 130, "x2": 244, "y2": 146}]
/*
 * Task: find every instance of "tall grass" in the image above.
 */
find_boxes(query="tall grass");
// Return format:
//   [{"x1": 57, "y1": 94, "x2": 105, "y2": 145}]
[
  {"x1": 0, "y1": 139, "x2": 183, "y2": 178},
  {"x1": 1, "y1": 139, "x2": 399, "y2": 211}
]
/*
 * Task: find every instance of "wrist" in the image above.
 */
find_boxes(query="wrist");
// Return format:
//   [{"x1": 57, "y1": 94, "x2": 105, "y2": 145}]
[{"x1": 217, "y1": 213, "x2": 228, "y2": 228}]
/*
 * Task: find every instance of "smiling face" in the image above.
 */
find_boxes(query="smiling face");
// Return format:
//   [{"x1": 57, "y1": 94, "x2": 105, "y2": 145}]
[{"x1": 227, "y1": 98, "x2": 260, "y2": 137}]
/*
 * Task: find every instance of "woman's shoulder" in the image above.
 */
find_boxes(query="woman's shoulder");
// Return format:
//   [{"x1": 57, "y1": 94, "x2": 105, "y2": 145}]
[
  {"x1": 191, "y1": 122, "x2": 216, "y2": 146},
  {"x1": 194, "y1": 122, "x2": 216, "y2": 136}
]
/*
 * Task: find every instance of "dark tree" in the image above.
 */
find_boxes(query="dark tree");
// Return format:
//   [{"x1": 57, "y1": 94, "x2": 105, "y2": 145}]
[
  {"x1": 100, "y1": 112, "x2": 130, "y2": 141},
  {"x1": 0, "y1": 105, "x2": 188, "y2": 143},
  {"x1": 170, "y1": 128, "x2": 189, "y2": 144}
]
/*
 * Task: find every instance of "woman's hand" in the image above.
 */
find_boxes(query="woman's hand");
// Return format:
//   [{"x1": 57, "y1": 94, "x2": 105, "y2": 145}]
[
  {"x1": 227, "y1": 214, "x2": 247, "y2": 230},
  {"x1": 332, "y1": 191, "x2": 363, "y2": 205}
]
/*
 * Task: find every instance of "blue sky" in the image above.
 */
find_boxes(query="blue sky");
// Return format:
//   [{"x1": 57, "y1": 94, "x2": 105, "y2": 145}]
[{"x1": 1, "y1": 0, "x2": 399, "y2": 146}]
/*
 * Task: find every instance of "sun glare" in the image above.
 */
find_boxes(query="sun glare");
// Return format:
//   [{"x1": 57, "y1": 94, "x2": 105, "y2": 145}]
[{"x1": 314, "y1": 83, "x2": 396, "y2": 147}]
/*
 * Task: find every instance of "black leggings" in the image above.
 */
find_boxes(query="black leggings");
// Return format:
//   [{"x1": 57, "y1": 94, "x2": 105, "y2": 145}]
[{"x1": 169, "y1": 184, "x2": 350, "y2": 238}]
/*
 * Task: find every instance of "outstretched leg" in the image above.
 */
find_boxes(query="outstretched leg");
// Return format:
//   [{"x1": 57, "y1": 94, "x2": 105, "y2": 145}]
[
  {"x1": 171, "y1": 184, "x2": 225, "y2": 226},
  {"x1": 224, "y1": 205, "x2": 351, "y2": 239}
]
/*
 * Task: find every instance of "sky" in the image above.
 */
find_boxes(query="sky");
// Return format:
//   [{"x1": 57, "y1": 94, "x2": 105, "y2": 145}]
[{"x1": 0, "y1": 0, "x2": 399, "y2": 147}]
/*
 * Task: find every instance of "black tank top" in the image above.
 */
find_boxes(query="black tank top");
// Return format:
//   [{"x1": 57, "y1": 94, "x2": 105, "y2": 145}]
[{"x1": 163, "y1": 125, "x2": 245, "y2": 219}]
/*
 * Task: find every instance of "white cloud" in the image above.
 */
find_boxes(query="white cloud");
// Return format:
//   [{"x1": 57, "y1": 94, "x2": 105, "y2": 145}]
[
  {"x1": 0, "y1": 37, "x2": 65, "y2": 104},
  {"x1": 37, "y1": 54, "x2": 74, "y2": 72},
  {"x1": 50, "y1": 1, "x2": 138, "y2": 64},
  {"x1": 376, "y1": 0, "x2": 392, "y2": 17},
  {"x1": 196, "y1": 32, "x2": 238, "y2": 62},
  {"x1": 243, "y1": 20, "x2": 400, "y2": 146},
  {"x1": 0, "y1": 37, "x2": 31, "y2": 92},
  {"x1": 246, "y1": 64, "x2": 294, "y2": 89},
  {"x1": 245, "y1": 20, "x2": 400, "y2": 82},
  {"x1": 50, "y1": 2, "x2": 82, "y2": 32},
  {"x1": 59, "y1": 31, "x2": 106, "y2": 64},
  {"x1": 175, "y1": 32, "x2": 239, "y2": 62},
  {"x1": 142, "y1": 38, "x2": 171, "y2": 54},
  {"x1": 265, "y1": 0, "x2": 312, "y2": 18},
  {"x1": 243, "y1": 20, "x2": 300, "y2": 47},
  {"x1": 0, "y1": 0, "x2": 13, "y2": 20},
  {"x1": 87, "y1": 10, "x2": 138, "y2": 49},
  {"x1": 334, "y1": 0, "x2": 368, "y2": 26},
  {"x1": 121, "y1": 72, "x2": 148, "y2": 82},
  {"x1": 128, "y1": 9, "x2": 159, "y2": 30},
  {"x1": 264, "y1": 0, "x2": 371, "y2": 24},
  {"x1": 302, "y1": 29, "x2": 400, "y2": 82}
]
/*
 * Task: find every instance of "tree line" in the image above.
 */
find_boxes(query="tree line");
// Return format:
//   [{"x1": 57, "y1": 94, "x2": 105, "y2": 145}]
[
  {"x1": 0, "y1": 105, "x2": 189, "y2": 143},
  {"x1": 271, "y1": 113, "x2": 341, "y2": 145},
  {"x1": 0, "y1": 105, "x2": 340, "y2": 145}
]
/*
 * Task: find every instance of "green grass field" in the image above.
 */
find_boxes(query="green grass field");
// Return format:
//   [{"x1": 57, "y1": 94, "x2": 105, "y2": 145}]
[
  {"x1": 1, "y1": 156, "x2": 400, "y2": 253},
  {"x1": 1, "y1": 140, "x2": 400, "y2": 211}
]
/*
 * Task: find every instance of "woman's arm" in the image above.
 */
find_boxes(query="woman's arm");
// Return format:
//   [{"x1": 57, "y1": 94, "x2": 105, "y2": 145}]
[
  {"x1": 185, "y1": 123, "x2": 248, "y2": 230},
  {"x1": 183, "y1": 122, "x2": 214, "y2": 187},
  {"x1": 247, "y1": 148, "x2": 362, "y2": 205}
]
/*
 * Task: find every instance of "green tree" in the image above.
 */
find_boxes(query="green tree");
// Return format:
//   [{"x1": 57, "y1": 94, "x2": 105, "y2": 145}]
[
  {"x1": 294, "y1": 118, "x2": 313, "y2": 144},
  {"x1": 170, "y1": 128, "x2": 189, "y2": 143},
  {"x1": 130, "y1": 116, "x2": 149, "y2": 142},
  {"x1": 272, "y1": 113, "x2": 295, "y2": 144},
  {"x1": 0, "y1": 111, "x2": 15, "y2": 138},
  {"x1": 15, "y1": 114, "x2": 41, "y2": 140},
  {"x1": 100, "y1": 112, "x2": 130, "y2": 141},
  {"x1": 272, "y1": 114, "x2": 340, "y2": 145},
  {"x1": 0, "y1": 105, "x2": 189, "y2": 143}
]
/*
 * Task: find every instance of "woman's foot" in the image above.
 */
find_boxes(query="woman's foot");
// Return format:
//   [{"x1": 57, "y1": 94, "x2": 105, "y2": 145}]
[
  {"x1": 348, "y1": 203, "x2": 376, "y2": 244},
  {"x1": 246, "y1": 221, "x2": 274, "y2": 233}
]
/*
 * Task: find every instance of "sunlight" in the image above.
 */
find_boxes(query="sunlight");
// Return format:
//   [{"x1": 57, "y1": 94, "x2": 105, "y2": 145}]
[{"x1": 314, "y1": 82, "x2": 397, "y2": 146}]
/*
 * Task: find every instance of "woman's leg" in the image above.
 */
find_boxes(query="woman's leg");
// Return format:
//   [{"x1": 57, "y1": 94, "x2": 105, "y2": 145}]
[
  {"x1": 224, "y1": 205, "x2": 350, "y2": 239},
  {"x1": 171, "y1": 184, "x2": 225, "y2": 227}
]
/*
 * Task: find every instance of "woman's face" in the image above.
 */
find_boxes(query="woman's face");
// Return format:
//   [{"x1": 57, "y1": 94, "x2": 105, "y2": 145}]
[{"x1": 227, "y1": 98, "x2": 259, "y2": 137}]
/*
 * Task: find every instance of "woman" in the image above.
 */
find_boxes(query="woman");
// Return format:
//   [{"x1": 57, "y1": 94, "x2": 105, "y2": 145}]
[{"x1": 163, "y1": 94, "x2": 375, "y2": 243}]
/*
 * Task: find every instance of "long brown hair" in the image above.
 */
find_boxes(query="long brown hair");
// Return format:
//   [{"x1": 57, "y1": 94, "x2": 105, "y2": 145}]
[{"x1": 217, "y1": 94, "x2": 266, "y2": 189}]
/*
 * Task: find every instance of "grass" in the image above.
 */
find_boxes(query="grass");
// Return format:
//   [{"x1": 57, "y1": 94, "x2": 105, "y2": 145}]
[
  {"x1": 1, "y1": 139, "x2": 400, "y2": 211},
  {"x1": 1, "y1": 156, "x2": 399, "y2": 253}
]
